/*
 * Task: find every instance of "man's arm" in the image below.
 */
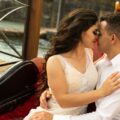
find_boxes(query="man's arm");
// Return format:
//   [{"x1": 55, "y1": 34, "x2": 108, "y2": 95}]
[
  {"x1": 53, "y1": 89, "x2": 120, "y2": 120},
  {"x1": 53, "y1": 112, "x2": 101, "y2": 120}
]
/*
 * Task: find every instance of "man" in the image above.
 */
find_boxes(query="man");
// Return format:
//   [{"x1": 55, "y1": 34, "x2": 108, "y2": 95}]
[{"x1": 30, "y1": 13, "x2": 120, "y2": 120}]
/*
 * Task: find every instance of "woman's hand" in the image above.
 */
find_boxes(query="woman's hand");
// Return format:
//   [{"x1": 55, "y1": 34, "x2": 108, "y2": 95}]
[
  {"x1": 40, "y1": 89, "x2": 51, "y2": 109},
  {"x1": 99, "y1": 72, "x2": 120, "y2": 97}
]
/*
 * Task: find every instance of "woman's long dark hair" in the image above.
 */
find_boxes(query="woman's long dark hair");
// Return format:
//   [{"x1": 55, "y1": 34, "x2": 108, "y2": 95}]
[{"x1": 41, "y1": 8, "x2": 98, "y2": 90}]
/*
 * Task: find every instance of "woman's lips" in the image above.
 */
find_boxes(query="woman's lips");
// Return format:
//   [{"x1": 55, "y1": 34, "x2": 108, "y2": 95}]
[{"x1": 93, "y1": 39, "x2": 99, "y2": 46}]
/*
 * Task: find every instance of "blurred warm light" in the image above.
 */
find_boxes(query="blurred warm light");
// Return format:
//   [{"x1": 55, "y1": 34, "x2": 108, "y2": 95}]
[{"x1": 115, "y1": 1, "x2": 120, "y2": 12}]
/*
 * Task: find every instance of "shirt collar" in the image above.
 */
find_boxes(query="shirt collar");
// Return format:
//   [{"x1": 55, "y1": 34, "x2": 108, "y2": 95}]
[
  {"x1": 110, "y1": 54, "x2": 120, "y2": 66},
  {"x1": 103, "y1": 54, "x2": 120, "y2": 67},
  {"x1": 104, "y1": 55, "x2": 112, "y2": 66}
]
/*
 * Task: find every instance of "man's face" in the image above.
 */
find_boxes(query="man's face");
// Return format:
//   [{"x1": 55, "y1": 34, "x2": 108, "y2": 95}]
[{"x1": 98, "y1": 21, "x2": 111, "y2": 53}]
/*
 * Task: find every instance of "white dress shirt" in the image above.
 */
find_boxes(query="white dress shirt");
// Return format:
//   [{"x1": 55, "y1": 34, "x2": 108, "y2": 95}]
[{"x1": 53, "y1": 54, "x2": 120, "y2": 120}]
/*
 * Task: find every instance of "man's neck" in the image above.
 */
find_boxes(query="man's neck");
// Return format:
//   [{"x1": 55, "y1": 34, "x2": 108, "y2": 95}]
[{"x1": 107, "y1": 48, "x2": 120, "y2": 60}]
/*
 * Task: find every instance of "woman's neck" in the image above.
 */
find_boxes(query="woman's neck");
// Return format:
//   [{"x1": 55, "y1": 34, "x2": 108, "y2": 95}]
[{"x1": 66, "y1": 43, "x2": 86, "y2": 60}]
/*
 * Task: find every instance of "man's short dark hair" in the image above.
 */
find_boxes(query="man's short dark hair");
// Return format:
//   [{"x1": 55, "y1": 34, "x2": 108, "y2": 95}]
[{"x1": 100, "y1": 13, "x2": 120, "y2": 38}]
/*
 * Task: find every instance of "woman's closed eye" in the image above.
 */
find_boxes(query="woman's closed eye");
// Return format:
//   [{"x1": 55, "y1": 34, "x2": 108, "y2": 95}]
[{"x1": 93, "y1": 29, "x2": 101, "y2": 37}]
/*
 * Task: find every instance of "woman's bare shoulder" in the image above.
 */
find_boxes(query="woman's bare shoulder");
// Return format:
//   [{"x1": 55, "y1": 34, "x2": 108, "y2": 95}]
[{"x1": 47, "y1": 55, "x2": 63, "y2": 71}]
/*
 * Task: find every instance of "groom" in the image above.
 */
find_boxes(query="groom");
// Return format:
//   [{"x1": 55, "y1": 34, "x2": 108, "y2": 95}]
[{"x1": 30, "y1": 12, "x2": 120, "y2": 120}]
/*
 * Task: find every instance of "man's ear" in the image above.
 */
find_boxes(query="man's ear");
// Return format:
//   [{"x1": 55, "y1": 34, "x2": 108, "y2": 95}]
[{"x1": 111, "y1": 34, "x2": 116, "y2": 44}]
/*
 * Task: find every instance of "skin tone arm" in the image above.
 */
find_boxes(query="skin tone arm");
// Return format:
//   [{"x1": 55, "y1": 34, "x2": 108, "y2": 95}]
[{"x1": 46, "y1": 56, "x2": 120, "y2": 108}]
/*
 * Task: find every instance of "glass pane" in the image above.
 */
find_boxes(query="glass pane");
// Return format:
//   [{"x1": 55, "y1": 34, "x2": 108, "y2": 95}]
[{"x1": 0, "y1": 0, "x2": 29, "y2": 63}]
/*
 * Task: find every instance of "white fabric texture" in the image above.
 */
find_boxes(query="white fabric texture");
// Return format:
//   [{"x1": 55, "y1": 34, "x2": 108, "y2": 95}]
[
  {"x1": 24, "y1": 48, "x2": 98, "y2": 120},
  {"x1": 53, "y1": 54, "x2": 120, "y2": 120}
]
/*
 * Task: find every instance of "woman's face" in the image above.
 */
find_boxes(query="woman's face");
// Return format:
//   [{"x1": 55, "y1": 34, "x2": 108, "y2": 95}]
[{"x1": 81, "y1": 23, "x2": 99, "y2": 49}]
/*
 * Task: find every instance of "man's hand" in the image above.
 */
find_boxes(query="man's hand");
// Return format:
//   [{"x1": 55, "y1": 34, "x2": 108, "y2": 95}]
[
  {"x1": 30, "y1": 112, "x2": 53, "y2": 120},
  {"x1": 40, "y1": 89, "x2": 51, "y2": 109}
]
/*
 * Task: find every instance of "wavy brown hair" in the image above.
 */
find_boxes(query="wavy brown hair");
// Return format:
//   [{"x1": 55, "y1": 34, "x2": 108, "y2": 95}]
[{"x1": 41, "y1": 8, "x2": 98, "y2": 91}]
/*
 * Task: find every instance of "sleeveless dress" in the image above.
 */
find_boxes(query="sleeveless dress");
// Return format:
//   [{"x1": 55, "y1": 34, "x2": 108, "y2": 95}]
[{"x1": 24, "y1": 48, "x2": 98, "y2": 120}]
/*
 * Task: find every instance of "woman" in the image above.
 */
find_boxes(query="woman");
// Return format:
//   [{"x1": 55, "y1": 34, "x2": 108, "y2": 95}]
[{"x1": 24, "y1": 8, "x2": 120, "y2": 120}]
